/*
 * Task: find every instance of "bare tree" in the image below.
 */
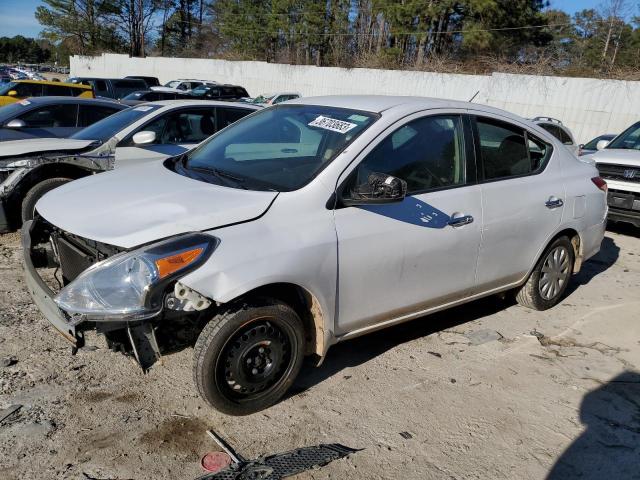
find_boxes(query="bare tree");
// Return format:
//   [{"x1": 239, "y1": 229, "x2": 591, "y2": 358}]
[{"x1": 600, "y1": 0, "x2": 629, "y2": 62}]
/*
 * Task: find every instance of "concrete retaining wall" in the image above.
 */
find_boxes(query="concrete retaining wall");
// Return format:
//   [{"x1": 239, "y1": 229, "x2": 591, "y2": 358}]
[{"x1": 71, "y1": 53, "x2": 640, "y2": 143}]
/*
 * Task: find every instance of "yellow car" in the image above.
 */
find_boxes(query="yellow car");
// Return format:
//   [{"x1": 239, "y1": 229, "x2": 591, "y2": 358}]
[{"x1": 0, "y1": 80, "x2": 94, "y2": 106}]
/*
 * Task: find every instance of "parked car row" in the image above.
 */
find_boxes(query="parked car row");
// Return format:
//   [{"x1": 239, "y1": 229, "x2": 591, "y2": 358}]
[
  {"x1": 3, "y1": 92, "x2": 609, "y2": 416},
  {"x1": 0, "y1": 97, "x2": 128, "y2": 141},
  {"x1": 0, "y1": 99, "x2": 261, "y2": 231},
  {"x1": 0, "y1": 79, "x2": 94, "y2": 106}
]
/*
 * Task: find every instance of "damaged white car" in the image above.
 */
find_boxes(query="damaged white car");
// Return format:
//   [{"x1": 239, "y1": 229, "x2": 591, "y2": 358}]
[
  {"x1": 23, "y1": 96, "x2": 607, "y2": 415},
  {"x1": 0, "y1": 100, "x2": 259, "y2": 231}
]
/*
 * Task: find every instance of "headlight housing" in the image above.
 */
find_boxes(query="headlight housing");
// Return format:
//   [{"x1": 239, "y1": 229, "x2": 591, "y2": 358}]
[{"x1": 54, "y1": 233, "x2": 218, "y2": 321}]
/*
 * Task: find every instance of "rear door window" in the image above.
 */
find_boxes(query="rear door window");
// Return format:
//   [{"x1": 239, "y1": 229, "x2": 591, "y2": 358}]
[
  {"x1": 13, "y1": 83, "x2": 43, "y2": 97},
  {"x1": 78, "y1": 104, "x2": 121, "y2": 126},
  {"x1": 558, "y1": 127, "x2": 573, "y2": 145},
  {"x1": 43, "y1": 84, "x2": 73, "y2": 96},
  {"x1": 476, "y1": 117, "x2": 552, "y2": 180},
  {"x1": 217, "y1": 107, "x2": 253, "y2": 129},
  {"x1": 18, "y1": 104, "x2": 78, "y2": 127},
  {"x1": 538, "y1": 123, "x2": 563, "y2": 142}
]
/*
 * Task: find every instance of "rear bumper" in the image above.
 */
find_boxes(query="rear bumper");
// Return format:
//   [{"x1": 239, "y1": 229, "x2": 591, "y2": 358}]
[{"x1": 21, "y1": 220, "x2": 81, "y2": 346}]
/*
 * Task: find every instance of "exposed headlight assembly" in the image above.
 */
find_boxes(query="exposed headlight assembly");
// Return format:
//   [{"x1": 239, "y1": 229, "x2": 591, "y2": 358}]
[{"x1": 54, "y1": 233, "x2": 218, "y2": 322}]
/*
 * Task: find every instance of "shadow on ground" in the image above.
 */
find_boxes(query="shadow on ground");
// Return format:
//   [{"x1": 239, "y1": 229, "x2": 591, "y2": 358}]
[
  {"x1": 547, "y1": 371, "x2": 640, "y2": 479},
  {"x1": 292, "y1": 294, "x2": 514, "y2": 395},
  {"x1": 294, "y1": 233, "x2": 621, "y2": 395}
]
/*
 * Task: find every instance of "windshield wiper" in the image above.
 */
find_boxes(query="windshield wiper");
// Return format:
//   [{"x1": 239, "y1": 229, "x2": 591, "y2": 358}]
[{"x1": 188, "y1": 165, "x2": 248, "y2": 189}]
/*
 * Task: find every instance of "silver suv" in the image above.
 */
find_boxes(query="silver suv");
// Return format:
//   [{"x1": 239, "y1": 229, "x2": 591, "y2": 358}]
[
  {"x1": 532, "y1": 117, "x2": 578, "y2": 156},
  {"x1": 23, "y1": 96, "x2": 607, "y2": 414}
]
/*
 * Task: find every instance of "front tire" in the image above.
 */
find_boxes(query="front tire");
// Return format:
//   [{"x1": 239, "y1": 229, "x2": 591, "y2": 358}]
[
  {"x1": 21, "y1": 177, "x2": 72, "y2": 222},
  {"x1": 516, "y1": 236, "x2": 575, "y2": 311},
  {"x1": 193, "y1": 298, "x2": 305, "y2": 415}
]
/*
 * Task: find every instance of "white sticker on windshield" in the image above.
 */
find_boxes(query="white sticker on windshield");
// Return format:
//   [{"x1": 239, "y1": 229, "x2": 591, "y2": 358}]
[
  {"x1": 308, "y1": 115, "x2": 357, "y2": 134},
  {"x1": 133, "y1": 105, "x2": 153, "y2": 112},
  {"x1": 19, "y1": 100, "x2": 31, "y2": 106}
]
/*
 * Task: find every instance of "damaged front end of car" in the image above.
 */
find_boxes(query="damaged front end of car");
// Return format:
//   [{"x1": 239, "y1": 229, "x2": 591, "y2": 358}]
[
  {"x1": 23, "y1": 215, "x2": 219, "y2": 370},
  {"x1": 0, "y1": 139, "x2": 116, "y2": 232}
]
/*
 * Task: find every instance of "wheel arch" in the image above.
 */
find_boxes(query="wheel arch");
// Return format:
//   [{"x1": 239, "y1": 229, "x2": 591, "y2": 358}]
[
  {"x1": 220, "y1": 282, "x2": 330, "y2": 360},
  {"x1": 5, "y1": 162, "x2": 92, "y2": 227}
]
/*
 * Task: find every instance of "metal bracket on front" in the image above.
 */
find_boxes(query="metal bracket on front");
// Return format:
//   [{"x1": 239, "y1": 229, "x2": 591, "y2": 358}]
[{"x1": 127, "y1": 322, "x2": 161, "y2": 371}]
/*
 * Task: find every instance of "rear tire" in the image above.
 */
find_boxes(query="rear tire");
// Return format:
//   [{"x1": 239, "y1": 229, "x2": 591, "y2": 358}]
[
  {"x1": 193, "y1": 297, "x2": 305, "y2": 415},
  {"x1": 21, "y1": 177, "x2": 72, "y2": 222},
  {"x1": 516, "y1": 236, "x2": 574, "y2": 311}
]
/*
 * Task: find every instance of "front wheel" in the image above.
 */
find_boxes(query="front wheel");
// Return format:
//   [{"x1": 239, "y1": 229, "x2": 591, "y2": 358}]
[
  {"x1": 516, "y1": 236, "x2": 575, "y2": 311},
  {"x1": 193, "y1": 298, "x2": 305, "y2": 415},
  {"x1": 21, "y1": 177, "x2": 72, "y2": 222}
]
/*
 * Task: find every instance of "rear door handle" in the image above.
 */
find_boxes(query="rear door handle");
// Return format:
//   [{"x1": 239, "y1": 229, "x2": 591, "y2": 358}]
[
  {"x1": 448, "y1": 215, "x2": 474, "y2": 227},
  {"x1": 545, "y1": 197, "x2": 564, "y2": 209}
]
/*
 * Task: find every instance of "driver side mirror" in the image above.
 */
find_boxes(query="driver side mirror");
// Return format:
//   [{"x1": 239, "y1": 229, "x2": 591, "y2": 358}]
[
  {"x1": 132, "y1": 130, "x2": 156, "y2": 145},
  {"x1": 7, "y1": 90, "x2": 17, "y2": 97},
  {"x1": 596, "y1": 139, "x2": 609, "y2": 150},
  {"x1": 5, "y1": 119, "x2": 26, "y2": 128},
  {"x1": 341, "y1": 172, "x2": 407, "y2": 207}
]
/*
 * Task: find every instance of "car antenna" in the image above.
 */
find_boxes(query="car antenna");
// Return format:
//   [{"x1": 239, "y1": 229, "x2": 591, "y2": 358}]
[{"x1": 469, "y1": 91, "x2": 480, "y2": 102}]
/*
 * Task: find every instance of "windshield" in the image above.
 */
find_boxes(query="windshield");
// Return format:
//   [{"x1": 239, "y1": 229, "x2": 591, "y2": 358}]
[
  {"x1": 0, "y1": 82, "x2": 18, "y2": 95},
  {"x1": 71, "y1": 104, "x2": 159, "y2": 142},
  {"x1": 607, "y1": 122, "x2": 640, "y2": 150},
  {"x1": 122, "y1": 91, "x2": 146, "y2": 100},
  {"x1": 176, "y1": 105, "x2": 377, "y2": 191},
  {"x1": 0, "y1": 100, "x2": 29, "y2": 118},
  {"x1": 165, "y1": 81, "x2": 180, "y2": 88}
]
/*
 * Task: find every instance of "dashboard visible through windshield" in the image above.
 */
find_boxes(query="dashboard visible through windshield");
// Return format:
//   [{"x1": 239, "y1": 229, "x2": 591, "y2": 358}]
[{"x1": 173, "y1": 105, "x2": 378, "y2": 192}]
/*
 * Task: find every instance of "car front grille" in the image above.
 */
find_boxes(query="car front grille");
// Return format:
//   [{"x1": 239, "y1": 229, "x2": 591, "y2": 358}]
[
  {"x1": 597, "y1": 164, "x2": 640, "y2": 183},
  {"x1": 29, "y1": 215, "x2": 125, "y2": 283}
]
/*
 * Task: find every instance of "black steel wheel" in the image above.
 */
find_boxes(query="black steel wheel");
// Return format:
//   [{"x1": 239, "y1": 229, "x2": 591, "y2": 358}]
[{"x1": 194, "y1": 298, "x2": 305, "y2": 415}]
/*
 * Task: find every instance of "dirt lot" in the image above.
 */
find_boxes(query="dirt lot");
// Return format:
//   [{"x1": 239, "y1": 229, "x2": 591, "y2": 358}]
[{"x1": 0, "y1": 225, "x2": 639, "y2": 480}]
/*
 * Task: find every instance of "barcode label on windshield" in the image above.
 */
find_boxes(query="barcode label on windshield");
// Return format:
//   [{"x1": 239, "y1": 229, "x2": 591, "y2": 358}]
[{"x1": 308, "y1": 116, "x2": 357, "y2": 134}]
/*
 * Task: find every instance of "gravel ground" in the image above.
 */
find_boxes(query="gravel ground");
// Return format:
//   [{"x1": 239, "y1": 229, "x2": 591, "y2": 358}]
[{"x1": 0, "y1": 225, "x2": 639, "y2": 480}]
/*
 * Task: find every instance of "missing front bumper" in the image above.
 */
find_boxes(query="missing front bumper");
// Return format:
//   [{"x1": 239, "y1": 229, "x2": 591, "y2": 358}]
[{"x1": 22, "y1": 220, "x2": 83, "y2": 347}]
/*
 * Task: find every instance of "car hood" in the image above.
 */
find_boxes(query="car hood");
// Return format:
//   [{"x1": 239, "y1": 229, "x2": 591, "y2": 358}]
[
  {"x1": 590, "y1": 149, "x2": 640, "y2": 167},
  {"x1": 36, "y1": 161, "x2": 278, "y2": 249},
  {"x1": 0, "y1": 138, "x2": 96, "y2": 159}
]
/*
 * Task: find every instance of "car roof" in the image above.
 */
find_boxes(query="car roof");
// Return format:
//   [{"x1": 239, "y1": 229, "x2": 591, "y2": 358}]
[
  {"x1": 144, "y1": 99, "x2": 263, "y2": 109},
  {"x1": 285, "y1": 95, "x2": 517, "y2": 117},
  {"x1": 9, "y1": 96, "x2": 124, "y2": 106},
  {"x1": 10, "y1": 79, "x2": 91, "y2": 89}
]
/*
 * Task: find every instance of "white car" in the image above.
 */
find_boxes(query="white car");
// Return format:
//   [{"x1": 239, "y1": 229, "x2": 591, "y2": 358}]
[
  {"x1": 532, "y1": 117, "x2": 578, "y2": 156},
  {"x1": 589, "y1": 121, "x2": 640, "y2": 227},
  {"x1": 162, "y1": 79, "x2": 217, "y2": 92},
  {"x1": 251, "y1": 92, "x2": 301, "y2": 105},
  {"x1": 23, "y1": 96, "x2": 607, "y2": 415},
  {"x1": 0, "y1": 100, "x2": 260, "y2": 230}
]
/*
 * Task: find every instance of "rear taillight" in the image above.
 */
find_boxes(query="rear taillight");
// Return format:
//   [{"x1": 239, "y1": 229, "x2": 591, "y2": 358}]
[{"x1": 591, "y1": 176, "x2": 608, "y2": 193}]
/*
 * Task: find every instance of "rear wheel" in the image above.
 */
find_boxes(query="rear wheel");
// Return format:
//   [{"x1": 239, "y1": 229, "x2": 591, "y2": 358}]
[
  {"x1": 21, "y1": 177, "x2": 72, "y2": 222},
  {"x1": 193, "y1": 298, "x2": 305, "y2": 415},
  {"x1": 516, "y1": 236, "x2": 574, "y2": 311}
]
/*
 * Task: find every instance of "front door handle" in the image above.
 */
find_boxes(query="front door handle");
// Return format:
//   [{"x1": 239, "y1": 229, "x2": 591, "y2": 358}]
[
  {"x1": 448, "y1": 215, "x2": 474, "y2": 227},
  {"x1": 545, "y1": 197, "x2": 564, "y2": 209}
]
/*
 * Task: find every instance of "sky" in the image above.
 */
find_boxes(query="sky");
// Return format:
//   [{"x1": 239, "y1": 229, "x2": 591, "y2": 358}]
[{"x1": 0, "y1": 0, "x2": 623, "y2": 39}]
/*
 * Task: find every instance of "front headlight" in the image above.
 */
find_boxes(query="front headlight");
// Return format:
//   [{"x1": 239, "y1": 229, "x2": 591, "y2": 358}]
[{"x1": 54, "y1": 233, "x2": 218, "y2": 321}]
